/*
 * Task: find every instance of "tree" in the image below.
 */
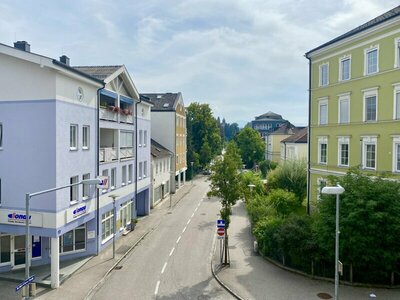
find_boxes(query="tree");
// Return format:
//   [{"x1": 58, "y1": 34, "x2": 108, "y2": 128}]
[
  {"x1": 267, "y1": 189, "x2": 299, "y2": 218},
  {"x1": 259, "y1": 160, "x2": 278, "y2": 178},
  {"x1": 234, "y1": 127, "x2": 265, "y2": 168}
]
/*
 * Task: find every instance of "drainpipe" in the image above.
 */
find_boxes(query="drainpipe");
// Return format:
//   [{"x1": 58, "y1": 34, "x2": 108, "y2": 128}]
[
  {"x1": 306, "y1": 54, "x2": 312, "y2": 215},
  {"x1": 135, "y1": 96, "x2": 142, "y2": 216},
  {"x1": 96, "y1": 85, "x2": 105, "y2": 255}
]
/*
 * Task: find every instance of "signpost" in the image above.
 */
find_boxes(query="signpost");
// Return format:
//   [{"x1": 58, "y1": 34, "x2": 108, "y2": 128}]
[
  {"x1": 16, "y1": 275, "x2": 35, "y2": 292},
  {"x1": 217, "y1": 227, "x2": 225, "y2": 238}
]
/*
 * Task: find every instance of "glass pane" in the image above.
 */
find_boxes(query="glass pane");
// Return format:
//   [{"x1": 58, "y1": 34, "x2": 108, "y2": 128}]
[
  {"x1": 367, "y1": 50, "x2": 377, "y2": 73},
  {"x1": 366, "y1": 96, "x2": 376, "y2": 121},
  {"x1": 396, "y1": 93, "x2": 400, "y2": 119},
  {"x1": 341, "y1": 59, "x2": 350, "y2": 80},
  {"x1": 320, "y1": 104, "x2": 327, "y2": 124},
  {"x1": 63, "y1": 231, "x2": 74, "y2": 252},
  {"x1": 75, "y1": 229, "x2": 85, "y2": 250},
  {"x1": 340, "y1": 100, "x2": 349, "y2": 123},
  {"x1": 0, "y1": 236, "x2": 10, "y2": 263},
  {"x1": 397, "y1": 144, "x2": 400, "y2": 171}
]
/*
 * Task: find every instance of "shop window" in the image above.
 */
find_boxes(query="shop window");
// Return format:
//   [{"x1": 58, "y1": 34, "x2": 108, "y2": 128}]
[
  {"x1": 102, "y1": 210, "x2": 114, "y2": 242},
  {"x1": 59, "y1": 224, "x2": 86, "y2": 253},
  {"x1": 0, "y1": 235, "x2": 11, "y2": 264}
]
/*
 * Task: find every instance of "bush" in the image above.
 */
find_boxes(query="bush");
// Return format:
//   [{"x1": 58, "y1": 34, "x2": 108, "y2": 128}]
[
  {"x1": 253, "y1": 216, "x2": 283, "y2": 259},
  {"x1": 267, "y1": 189, "x2": 299, "y2": 218},
  {"x1": 246, "y1": 194, "x2": 271, "y2": 225},
  {"x1": 259, "y1": 160, "x2": 278, "y2": 178},
  {"x1": 239, "y1": 171, "x2": 266, "y2": 201}
]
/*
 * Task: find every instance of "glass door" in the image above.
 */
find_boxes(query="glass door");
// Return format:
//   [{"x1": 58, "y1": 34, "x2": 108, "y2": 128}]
[{"x1": 13, "y1": 235, "x2": 26, "y2": 268}]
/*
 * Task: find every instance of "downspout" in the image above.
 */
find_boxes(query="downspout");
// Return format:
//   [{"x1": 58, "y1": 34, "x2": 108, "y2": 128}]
[
  {"x1": 306, "y1": 55, "x2": 312, "y2": 215},
  {"x1": 96, "y1": 85, "x2": 105, "y2": 256},
  {"x1": 135, "y1": 96, "x2": 142, "y2": 216}
]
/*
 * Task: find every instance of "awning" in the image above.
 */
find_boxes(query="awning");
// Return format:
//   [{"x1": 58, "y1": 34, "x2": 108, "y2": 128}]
[{"x1": 120, "y1": 95, "x2": 134, "y2": 105}]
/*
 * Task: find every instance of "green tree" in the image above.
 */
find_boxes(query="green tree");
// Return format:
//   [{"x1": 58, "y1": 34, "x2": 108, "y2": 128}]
[
  {"x1": 267, "y1": 189, "x2": 299, "y2": 218},
  {"x1": 239, "y1": 171, "x2": 266, "y2": 201},
  {"x1": 259, "y1": 160, "x2": 278, "y2": 178},
  {"x1": 234, "y1": 127, "x2": 265, "y2": 168}
]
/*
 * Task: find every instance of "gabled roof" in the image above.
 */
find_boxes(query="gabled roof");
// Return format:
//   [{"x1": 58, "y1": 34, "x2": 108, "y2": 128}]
[
  {"x1": 74, "y1": 65, "x2": 123, "y2": 81},
  {"x1": 269, "y1": 122, "x2": 298, "y2": 135},
  {"x1": 151, "y1": 139, "x2": 173, "y2": 159},
  {"x1": 281, "y1": 127, "x2": 308, "y2": 143},
  {"x1": 306, "y1": 5, "x2": 400, "y2": 57},
  {"x1": 255, "y1": 111, "x2": 283, "y2": 120},
  {"x1": 141, "y1": 93, "x2": 181, "y2": 111}
]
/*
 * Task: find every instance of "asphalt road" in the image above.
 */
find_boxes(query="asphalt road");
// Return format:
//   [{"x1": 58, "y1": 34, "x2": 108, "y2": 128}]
[{"x1": 92, "y1": 177, "x2": 232, "y2": 300}]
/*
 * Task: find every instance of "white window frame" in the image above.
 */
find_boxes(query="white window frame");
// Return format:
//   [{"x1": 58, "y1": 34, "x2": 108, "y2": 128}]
[
  {"x1": 70, "y1": 176, "x2": 79, "y2": 203},
  {"x1": 319, "y1": 63, "x2": 329, "y2": 87},
  {"x1": 60, "y1": 224, "x2": 86, "y2": 254},
  {"x1": 363, "y1": 88, "x2": 378, "y2": 122},
  {"x1": 139, "y1": 162, "x2": 143, "y2": 180},
  {"x1": 364, "y1": 45, "x2": 379, "y2": 75},
  {"x1": 139, "y1": 130, "x2": 143, "y2": 147},
  {"x1": 101, "y1": 210, "x2": 114, "y2": 243},
  {"x1": 128, "y1": 164, "x2": 133, "y2": 184},
  {"x1": 339, "y1": 55, "x2": 351, "y2": 81},
  {"x1": 143, "y1": 161, "x2": 147, "y2": 178},
  {"x1": 119, "y1": 201, "x2": 132, "y2": 231},
  {"x1": 143, "y1": 130, "x2": 147, "y2": 147},
  {"x1": 338, "y1": 93, "x2": 350, "y2": 124},
  {"x1": 70, "y1": 124, "x2": 78, "y2": 150},
  {"x1": 82, "y1": 125, "x2": 90, "y2": 150},
  {"x1": 318, "y1": 136, "x2": 328, "y2": 165},
  {"x1": 394, "y1": 37, "x2": 400, "y2": 68},
  {"x1": 102, "y1": 169, "x2": 109, "y2": 194},
  {"x1": 122, "y1": 165, "x2": 127, "y2": 186},
  {"x1": 362, "y1": 136, "x2": 377, "y2": 170},
  {"x1": 393, "y1": 136, "x2": 400, "y2": 173},
  {"x1": 111, "y1": 168, "x2": 116, "y2": 190},
  {"x1": 337, "y1": 136, "x2": 350, "y2": 167},
  {"x1": 318, "y1": 98, "x2": 328, "y2": 125},
  {"x1": 0, "y1": 123, "x2": 3, "y2": 149},
  {"x1": 393, "y1": 83, "x2": 400, "y2": 120},
  {"x1": 82, "y1": 173, "x2": 90, "y2": 200}
]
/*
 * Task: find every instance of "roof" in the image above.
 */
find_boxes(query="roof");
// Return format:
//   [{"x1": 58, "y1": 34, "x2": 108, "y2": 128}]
[
  {"x1": 306, "y1": 5, "x2": 400, "y2": 56},
  {"x1": 255, "y1": 111, "x2": 283, "y2": 120},
  {"x1": 281, "y1": 127, "x2": 308, "y2": 143},
  {"x1": 269, "y1": 122, "x2": 298, "y2": 135},
  {"x1": 151, "y1": 139, "x2": 173, "y2": 159},
  {"x1": 141, "y1": 93, "x2": 181, "y2": 111},
  {"x1": 74, "y1": 65, "x2": 123, "y2": 80}
]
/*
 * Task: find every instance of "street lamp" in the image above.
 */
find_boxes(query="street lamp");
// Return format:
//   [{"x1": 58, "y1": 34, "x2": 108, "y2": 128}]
[
  {"x1": 190, "y1": 161, "x2": 194, "y2": 185},
  {"x1": 108, "y1": 194, "x2": 119, "y2": 259},
  {"x1": 25, "y1": 178, "x2": 102, "y2": 290},
  {"x1": 321, "y1": 184, "x2": 345, "y2": 300}
]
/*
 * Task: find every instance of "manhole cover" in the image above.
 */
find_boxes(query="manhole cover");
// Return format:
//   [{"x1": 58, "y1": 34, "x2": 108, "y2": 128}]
[
  {"x1": 114, "y1": 265, "x2": 123, "y2": 270},
  {"x1": 317, "y1": 293, "x2": 332, "y2": 299}
]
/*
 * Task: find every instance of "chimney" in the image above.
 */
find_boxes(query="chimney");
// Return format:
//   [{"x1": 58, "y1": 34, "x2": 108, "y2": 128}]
[
  {"x1": 60, "y1": 55, "x2": 70, "y2": 66},
  {"x1": 14, "y1": 41, "x2": 31, "y2": 52}
]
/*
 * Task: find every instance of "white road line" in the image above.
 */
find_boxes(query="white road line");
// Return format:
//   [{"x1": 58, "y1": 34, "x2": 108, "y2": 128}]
[
  {"x1": 169, "y1": 247, "x2": 175, "y2": 256},
  {"x1": 191, "y1": 212, "x2": 195, "y2": 218},
  {"x1": 161, "y1": 262, "x2": 167, "y2": 274},
  {"x1": 176, "y1": 236, "x2": 181, "y2": 244},
  {"x1": 155, "y1": 280, "x2": 160, "y2": 295},
  {"x1": 182, "y1": 226, "x2": 187, "y2": 233},
  {"x1": 194, "y1": 207, "x2": 198, "y2": 212},
  {"x1": 187, "y1": 219, "x2": 191, "y2": 225}
]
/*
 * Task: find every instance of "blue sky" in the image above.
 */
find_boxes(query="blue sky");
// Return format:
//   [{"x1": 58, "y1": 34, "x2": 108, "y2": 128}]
[{"x1": 1, "y1": 0, "x2": 398, "y2": 126}]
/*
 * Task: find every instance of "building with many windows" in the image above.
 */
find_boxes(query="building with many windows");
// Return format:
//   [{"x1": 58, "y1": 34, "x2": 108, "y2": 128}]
[
  {"x1": 251, "y1": 111, "x2": 288, "y2": 138},
  {"x1": 280, "y1": 127, "x2": 308, "y2": 161},
  {"x1": 142, "y1": 93, "x2": 187, "y2": 192},
  {"x1": 305, "y1": 6, "x2": 400, "y2": 209}
]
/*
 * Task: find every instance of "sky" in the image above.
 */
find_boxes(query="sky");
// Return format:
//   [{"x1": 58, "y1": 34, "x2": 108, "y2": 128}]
[{"x1": 0, "y1": 0, "x2": 399, "y2": 127}]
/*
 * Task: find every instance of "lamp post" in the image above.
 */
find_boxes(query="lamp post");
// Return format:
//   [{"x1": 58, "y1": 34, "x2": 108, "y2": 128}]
[
  {"x1": 321, "y1": 184, "x2": 345, "y2": 300},
  {"x1": 25, "y1": 178, "x2": 102, "y2": 291},
  {"x1": 190, "y1": 161, "x2": 194, "y2": 185},
  {"x1": 108, "y1": 194, "x2": 119, "y2": 259}
]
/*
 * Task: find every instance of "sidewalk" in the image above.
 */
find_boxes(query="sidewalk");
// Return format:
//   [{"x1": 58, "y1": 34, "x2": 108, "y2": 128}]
[
  {"x1": 212, "y1": 200, "x2": 400, "y2": 300},
  {"x1": 0, "y1": 181, "x2": 194, "y2": 300}
]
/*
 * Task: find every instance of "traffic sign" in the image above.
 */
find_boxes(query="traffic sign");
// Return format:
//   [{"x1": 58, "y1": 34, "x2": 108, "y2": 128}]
[
  {"x1": 217, "y1": 227, "x2": 225, "y2": 236},
  {"x1": 15, "y1": 275, "x2": 35, "y2": 292},
  {"x1": 97, "y1": 176, "x2": 109, "y2": 189},
  {"x1": 217, "y1": 219, "x2": 225, "y2": 228}
]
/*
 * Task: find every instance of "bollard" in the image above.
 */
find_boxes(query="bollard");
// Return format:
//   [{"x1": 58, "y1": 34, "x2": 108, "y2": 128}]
[
  {"x1": 254, "y1": 240, "x2": 258, "y2": 253},
  {"x1": 29, "y1": 283, "x2": 36, "y2": 297}
]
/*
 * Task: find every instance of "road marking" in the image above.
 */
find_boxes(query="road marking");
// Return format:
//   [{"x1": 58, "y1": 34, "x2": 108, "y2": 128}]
[
  {"x1": 176, "y1": 236, "x2": 181, "y2": 244},
  {"x1": 161, "y1": 262, "x2": 167, "y2": 274},
  {"x1": 182, "y1": 226, "x2": 187, "y2": 233},
  {"x1": 194, "y1": 207, "x2": 198, "y2": 212},
  {"x1": 169, "y1": 247, "x2": 175, "y2": 256},
  {"x1": 154, "y1": 280, "x2": 160, "y2": 295},
  {"x1": 187, "y1": 219, "x2": 191, "y2": 225},
  {"x1": 191, "y1": 212, "x2": 194, "y2": 218}
]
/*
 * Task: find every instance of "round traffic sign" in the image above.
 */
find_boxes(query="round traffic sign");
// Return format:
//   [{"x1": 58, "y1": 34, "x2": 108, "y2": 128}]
[{"x1": 217, "y1": 228, "x2": 225, "y2": 236}]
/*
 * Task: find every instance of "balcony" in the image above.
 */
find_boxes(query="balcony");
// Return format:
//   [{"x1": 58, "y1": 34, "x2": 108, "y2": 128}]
[
  {"x1": 120, "y1": 147, "x2": 134, "y2": 159},
  {"x1": 100, "y1": 147, "x2": 118, "y2": 163},
  {"x1": 100, "y1": 106, "x2": 119, "y2": 122}
]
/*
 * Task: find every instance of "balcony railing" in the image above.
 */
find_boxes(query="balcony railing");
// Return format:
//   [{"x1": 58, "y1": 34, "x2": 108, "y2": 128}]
[
  {"x1": 120, "y1": 147, "x2": 134, "y2": 159},
  {"x1": 120, "y1": 113, "x2": 134, "y2": 124},
  {"x1": 100, "y1": 147, "x2": 118, "y2": 163},
  {"x1": 100, "y1": 107, "x2": 118, "y2": 122}
]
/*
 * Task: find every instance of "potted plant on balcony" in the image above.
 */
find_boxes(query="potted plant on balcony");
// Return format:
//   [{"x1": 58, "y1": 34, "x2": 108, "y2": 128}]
[
  {"x1": 122, "y1": 109, "x2": 129, "y2": 115},
  {"x1": 113, "y1": 106, "x2": 120, "y2": 113}
]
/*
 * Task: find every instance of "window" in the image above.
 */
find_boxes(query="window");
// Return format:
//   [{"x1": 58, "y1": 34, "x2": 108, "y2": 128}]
[
  {"x1": 139, "y1": 162, "x2": 143, "y2": 180},
  {"x1": 70, "y1": 124, "x2": 78, "y2": 150},
  {"x1": 363, "y1": 89, "x2": 377, "y2": 122},
  {"x1": 144, "y1": 161, "x2": 147, "y2": 178},
  {"x1": 319, "y1": 63, "x2": 329, "y2": 86},
  {"x1": 128, "y1": 164, "x2": 133, "y2": 184},
  {"x1": 82, "y1": 126, "x2": 90, "y2": 150},
  {"x1": 70, "y1": 176, "x2": 79, "y2": 203},
  {"x1": 139, "y1": 130, "x2": 143, "y2": 147},
  {"x1": 362, "y1": 137, "x2": 377, "y2": 170},
  {"x1": 393, "y1": 137, "x2": 400, "y2": 172},
  {"x1": 0, "y1": 235, "x2": 11, "y2": 264},
  {"x1": 318, "y1": 98, "x2": 328, "y2": 125},
  {"x1": 82, "y1": 173, "x2": 90, "y2": 199},
  {"x1": 143, "y1": 131, "x2": 147, "y2": 147},
  {"x1": 338, "y1": 95, "x2": 350, "y2": 124},
  {"x1": 338, "y1": 137, "x2": 349, "y2": 167},
  {"x1": 102, "y1": 169, "x2": 108, "y2": 193},
  {"x1": 394, "y1": 86, "x2": 400, "y2": 120},
  {"x1": 120, "y1": 131, "x2": 134, "y2": 148},
  {"x1": 119, "y1": 201, "x2": 132, "y2": 230},
  {"x1": 59, "y1": 224, "x2": 86, "y2": 253},
  {"x1": 318, "y1": 137, "x2": 328, "y2": 164},
  {"x1": 0, "y1": 123, "x2": 3, "y2": 148},
  {"x1": 102, "y1": 210, "x2": 114, "y2": 242},
  {"x1": 339, "y1": 56, "x2": 351, "y2": 81},
  {"x1": 122, "y1": 165, "x2": 127, "y2": 186},
  {"x1": 111, "y1": 168, "x2": 116, "y2": 190},
  {"x1": 317, "y1": 178, "x2": 327, "y2": 201},
  {"x1": 365, "y1": 46, "x2": 378, "y2": 75}
]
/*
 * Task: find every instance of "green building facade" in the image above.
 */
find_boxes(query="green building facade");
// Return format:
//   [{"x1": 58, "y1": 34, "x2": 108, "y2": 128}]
[{"x1": 306, "y1": 6, "x2": 400, "y2": 209}]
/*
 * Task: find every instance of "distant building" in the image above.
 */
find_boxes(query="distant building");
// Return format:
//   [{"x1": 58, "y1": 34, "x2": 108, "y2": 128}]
[
  {"x1": 280, "y1": 127, "x2": 308, "y2": 161},
  {"x1": 141, "y1": 93, "x2": 187, "y2": 192},
  {"x1": 251, "y1": 111, "x2": 287, "y2": 138}
]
